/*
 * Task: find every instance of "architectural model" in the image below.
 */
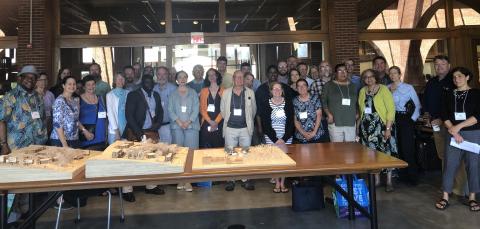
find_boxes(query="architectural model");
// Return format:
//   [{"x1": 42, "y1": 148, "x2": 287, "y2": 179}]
[
  {"x1": 85, "y1": 141, "x2": 189, "y2": 178},
  {"x1": 0, "y1": 145, "x2": 99, "y2": 183}
]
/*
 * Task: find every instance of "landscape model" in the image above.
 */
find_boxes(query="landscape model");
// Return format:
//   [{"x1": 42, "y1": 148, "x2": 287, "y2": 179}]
[
  {"x1": 85, "y1": 140, "x2": 189, "y2": 178},
  {"x1": 192, "y1": 144, "x2": 296, "y2": 171},
  {"x1": 0, "y1": 145, "x2": 99, "y2": 183}
]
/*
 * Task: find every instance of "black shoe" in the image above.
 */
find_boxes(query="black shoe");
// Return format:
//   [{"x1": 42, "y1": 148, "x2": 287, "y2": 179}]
[
  {"x1": 145, "y1": 187, "x2": 165, "y2": 195},
  {"x1": 241, "y1": 181, "x2": 255, "y2": 191},
  {"x1": 225, "y1": 181, "x2": 235, "y2": 191},
  {"x1": 122, "y1": 192, "x2": 136, "y2": 202}
]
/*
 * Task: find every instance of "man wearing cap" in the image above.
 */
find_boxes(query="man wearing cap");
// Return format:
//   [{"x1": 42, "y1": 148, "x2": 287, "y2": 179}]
[{"x1": 0, "y1": 65, "x2": 48, "y2": 155}]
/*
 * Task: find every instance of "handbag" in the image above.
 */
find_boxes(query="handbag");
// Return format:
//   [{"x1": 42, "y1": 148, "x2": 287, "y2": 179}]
[
  {"x1": 291, "y1": 179, "x2": 325, "y2": 212},
  {"x1": 404, "y1": 99, "x2": 415, "y2": 117},
  {"x1": 332, "y1": 175, "x2": 370, "y2": 218}
]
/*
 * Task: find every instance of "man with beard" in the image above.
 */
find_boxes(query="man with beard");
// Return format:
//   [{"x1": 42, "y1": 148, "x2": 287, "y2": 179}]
[
  {"x1": 89, "y1": 63, "x2": 111, "y2": 100},
  {"x1": 124, "y1": 65, "x2": 141, "y2": 92},
  {"x1": 277, "y1": 60, "x2": 289, "y2": 85}
]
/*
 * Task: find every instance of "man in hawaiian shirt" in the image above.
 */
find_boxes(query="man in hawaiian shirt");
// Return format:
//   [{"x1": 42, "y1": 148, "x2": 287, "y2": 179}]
[{"x1": 0, "y1": 65, "x2": 48, "y2": 155}]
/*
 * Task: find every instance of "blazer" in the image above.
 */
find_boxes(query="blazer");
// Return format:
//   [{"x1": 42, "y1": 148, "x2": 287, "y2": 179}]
[
  {"x1": 358, "y1": 84, "x2": 395, "y2": 125},
  {"x1": 220, "y1": 87, "x2": 256, "y2": 136},
  {"x1": 258, "y1": 98, "x2": 295, "y2": 143},
  {"x1": 123, "y1": 88, "x2": 163, "y2": 139}
]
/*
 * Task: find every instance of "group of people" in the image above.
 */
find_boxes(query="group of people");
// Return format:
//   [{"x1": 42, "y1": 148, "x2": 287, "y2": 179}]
[{"x1": 1, "y1": 54, "x2": 479, "y2": 212}]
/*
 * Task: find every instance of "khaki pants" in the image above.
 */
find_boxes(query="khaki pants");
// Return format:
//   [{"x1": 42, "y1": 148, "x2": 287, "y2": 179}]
[{"x1": 433, "y1": 125, "x2": 468, "y2": 195}]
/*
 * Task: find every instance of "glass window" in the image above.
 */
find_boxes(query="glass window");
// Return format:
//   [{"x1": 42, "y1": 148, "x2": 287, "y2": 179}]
[
  {"x1": 172, "y1": 1, "x2": 219, "y2": 33},
  {"x1": 144, "y1": 46, "x2": 167, "y2": 66},
  {"x1": 60, "y1": 0, "x2": 165, "y2": 35},
  {"x1": 225, "y1": 0, "x2": 321, "y2": 32},
  {"x1": 172, "y1": 44, "x2": 220, "y2": 82}
]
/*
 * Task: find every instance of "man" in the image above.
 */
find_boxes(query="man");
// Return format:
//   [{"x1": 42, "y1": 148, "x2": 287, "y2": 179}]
[
  {"x1": 187, "y1": 64, "x2": 204, "y2": 94},
  {"x1": 297, "y1": 62, "x2": 314, "y2": 86},
  {"x1": 153, "y1": 66, "x2": 177, "y2": 144},
  {"x1": 255, "y1": 65, "x2": 296, "y2": 112},
  {"x1": 277, "y1": 61, "x2": 289, "y2": 85},
  {"x1": 143, "y1": 66, "x2": 154, "y2": 76},
  {"x1": 133, "y1": 62, "x2": 142, "y2": 83},
  {"x1": 344, "y1": 58, "x2": 362, "y2": 92},
  {"x1": 124, "y1": 75, "x2": 166, "y2": 196},
  {"x1": 310, "y1": 61, "x2": 331, "y2": 96},
  {"x1": 287, "y1": 55, "x2": 298, "y2": 71},
  {"x1": 169, "y1": 67, "x2": 177, "y2": 84},
  {"x1": 423, "y1": 55, "x2": 467, "y2": 196},
  {"x1": 221, "y1": 70, "x2": 257, "y2": 191},
  {"x1": 124, "y1": 65, "x2": 141, "y2": 92},
  {"x1": 89, "y1": 63, "x2": 111, "y2": 99},
  {"x1": 372, "y1": 56, "x2": 392, "y2": 85},
  {"x1": 240, "y1": 62, "x2": 260, "y2": 91},
  {"x1": 0, "y1": 65, "x2": 48, "y2": 220},
  {"x1": 218, "y1": 56, "x2": 233, "y2": 88}
]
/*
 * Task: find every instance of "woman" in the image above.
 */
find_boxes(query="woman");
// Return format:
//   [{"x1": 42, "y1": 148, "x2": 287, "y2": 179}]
[
  {"x1": 50, "y1": 68, "x2": 71, "y2": 97},
  {"x1": 258, "y1": 82, "x2": 294, "y2": 193},
  {"x1": 199, "y1": 68, "x2": 224, "y2": 148},
  {"x1": 358, "y1": 69, "x2": 397, "y2": 192},
  {"x1": 435, "y1": 67, "x2": 480, "y2": 211},
  {"x1": 35, "y1": 72, "x2": 55, "y2": 134},
  {"x1": 309, "y1": 65, "x2": 320, "y2": 80},
  {"x1": 293, "y1": 79, "x2": 327, "y2": 143},
  {"x1": 79, "y1": 75, "x2": 107, "y2": 150},
  {"x1": 289, "y1": 69, "x2": 301, "y2": 91},
  {"x1": 388, "y1": 66, "x2": 421, "y2": 185},
  {"x1": 168, "y1": 71, "x2": 200, "y2": 192},
  {"x1": 50, "y1": 76, "x2": 89, "y2": 148},
  {"x1": 106, "y1": 72, "x2": 128, "y2": 144}
]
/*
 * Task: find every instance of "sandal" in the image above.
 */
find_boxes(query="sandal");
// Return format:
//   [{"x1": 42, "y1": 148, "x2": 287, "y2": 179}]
[
  {"x1": 281, "y1": 187, "x2": 289, "y2": 193},
  {"x1": 273, "y1": 188, "x2": 281, "y2": 193},
  {"x1": 435, "y1": 198, "x2": 449, "y2": 210},
  {"x1": 469, "y1": 200, "x2": 480, "y2": 212}
]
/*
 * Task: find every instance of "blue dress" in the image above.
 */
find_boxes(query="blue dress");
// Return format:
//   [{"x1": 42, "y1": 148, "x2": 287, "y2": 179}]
[{"x1": 79, "y1": 97, "x2": 107, "y2": 147}]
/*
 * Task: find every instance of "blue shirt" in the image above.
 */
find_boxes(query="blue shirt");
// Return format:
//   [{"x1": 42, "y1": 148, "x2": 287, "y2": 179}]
[
  {"x1": 187, "y1": 80, "x2": 204, "y2": 94},
  {"x1": 153, "y1": 83, "x2": 177, "y2": 123},
  {"x1": 141, "y1": 88, "x2": 157, "y2": 129},
  {"x1": 79, "y1": 96, "x2": 107, "y2": 146},
  {"x1": 388, "y1": 82, "x2": 421, "y2": 121}
]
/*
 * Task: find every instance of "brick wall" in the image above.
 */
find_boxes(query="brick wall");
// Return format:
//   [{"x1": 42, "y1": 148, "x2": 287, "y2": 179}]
[
  {"x1": 16, "y1": 0, "x2": 53, "y2": 77},
  {"x1": 328, "y1": 0, "x2": 360, "y2": 74}
]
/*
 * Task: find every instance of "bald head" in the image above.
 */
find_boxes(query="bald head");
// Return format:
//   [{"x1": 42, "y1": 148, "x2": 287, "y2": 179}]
[{"x1": 233, "y1": 70, "x2": 244, "y2": 88}]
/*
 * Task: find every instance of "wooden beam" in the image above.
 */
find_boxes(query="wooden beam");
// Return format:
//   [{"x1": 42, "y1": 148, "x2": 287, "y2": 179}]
[
  {"x1": 359, "y1": 29, "x2": 450, "y2": 40},
  {"x1": 0, "y1": 36, "x2": 18, "y2": 48},
  {"x1": 219, "y1": 0, "x2": 226, "y2": 34},
  {"x1": 165, "y1": 0, "x2": 173, "y2": 34}
]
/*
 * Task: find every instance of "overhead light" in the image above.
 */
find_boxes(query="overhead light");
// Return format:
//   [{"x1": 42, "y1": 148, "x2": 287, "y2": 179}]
[
  {"x1": 318, "y1": 8, "x2": 321, "y2": 11},
  {"x1": 160, "y1": 21, "x2": 166, "y2": 26},
  {"x1": 287, "y1": 17, "x2": 296, "y2": 31},
  {"x1": 193, "y1": 20, "x2": 199, "y2": 25},
  {"x1": 225, "y1": 20, "x2": 231, "y2": 24}
]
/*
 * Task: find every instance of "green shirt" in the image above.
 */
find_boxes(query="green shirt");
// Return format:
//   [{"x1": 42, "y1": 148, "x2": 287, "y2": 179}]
[
  {"x1": 95, "y1": 80, "x2": 111, "y2": 100},
  {"x1": 321, "y1": 81, "x2": 358, "y2": 127}
]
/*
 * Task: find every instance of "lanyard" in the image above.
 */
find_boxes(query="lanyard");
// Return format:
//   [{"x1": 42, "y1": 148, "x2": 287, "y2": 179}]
[
  {"x1": 335, "y1": 82, "x2": 350, "y2": 100},
  {"x1": 454, "y1": 90, "x2": 468, "y2": 113},
  {"x1": 232, "y1": 89, "x2": 244, "y2": 109}
]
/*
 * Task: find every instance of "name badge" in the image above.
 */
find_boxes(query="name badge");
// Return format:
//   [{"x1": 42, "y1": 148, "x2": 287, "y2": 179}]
[
  {"x1": 275, "y1": 110, "x2": 286, "y2": 118},
  {"x1": 98, "y1": 111, "x2": 107, "y2": 119},
  {"x1": 342, "y1": 99, "x2": 351, "y2": 106},
  {"x1": 181, "y1": 106, "x2": 187, "y2": 113},
  {"x1": 454, "y1": 112, "x2": 467, "y2": 121},
  {"x1": 234, "y1": 109, "x2": 242, "y2": 116},
  {"x1": 299, "y1": 112, "x2": 308, "y2": 120},
  {"x1": 365, "y1": 107, "x2": 372, "y2": 114},
  {"x1": 31, "y1": 112, "x2": 40, "y2": 119},
  {"x1": 207, "y1": 104, "x2": 215, "y2": 112}
]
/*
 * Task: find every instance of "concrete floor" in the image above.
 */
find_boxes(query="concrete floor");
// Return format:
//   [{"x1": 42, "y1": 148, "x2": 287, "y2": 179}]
[{"x1": 34, "y1": 172, "x2": 480, "y2": 229}]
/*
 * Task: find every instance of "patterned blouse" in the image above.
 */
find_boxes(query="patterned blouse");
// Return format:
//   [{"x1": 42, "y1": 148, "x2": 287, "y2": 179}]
[
  {"x1": 50, "y1": 95, "x2": 80, "y2": 141},
  {"x1": 0, "y1": 86, "x2": 48, "y2": 149},
  {"x1": 293, "y1": 94, "x2": 324, "y2": 143}
]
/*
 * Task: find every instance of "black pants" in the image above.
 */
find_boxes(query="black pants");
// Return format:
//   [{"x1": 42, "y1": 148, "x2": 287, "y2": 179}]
[{"x1": 395, "y1": 113, "x2": 418, "y2": 182}]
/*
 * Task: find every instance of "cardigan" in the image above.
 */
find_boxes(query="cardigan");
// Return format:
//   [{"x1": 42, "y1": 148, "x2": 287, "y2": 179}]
[
  {"x1": 220, "y1": 87, "x2": 256, "y2": 136},
  {"x1": 258, "y1": 98, "x2": 295, "y2": 143},
  {"x1": 168, "y1": 87, "x2": 200, "y2": 131},
  {"x1": 123, "y1": 88, "x2": 163, "y2": 139},
  {"x1": 199, "y1": 87, "x2": 224, "y2": 125},
  {"x1": 358, "y1": 84, "x2": 395, "y2": 125}
]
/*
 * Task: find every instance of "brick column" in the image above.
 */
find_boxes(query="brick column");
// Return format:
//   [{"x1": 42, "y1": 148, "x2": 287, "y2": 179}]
[
  {"x1": 17, "y1": 0, "x2": 55, "y2": 77},
  {"x1": 327, "y1": 0, "x2": 360, "y2": 73}
]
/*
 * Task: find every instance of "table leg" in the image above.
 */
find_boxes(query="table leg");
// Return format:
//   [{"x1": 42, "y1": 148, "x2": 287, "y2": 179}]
[
  {"x1": 28, "y1": 193, "x2": 35, "y2": 229},
  {"x1": 346, "y1": 175, "x2": 355, "y2": 220},
  {"x1": 368, "y1": 173, "x2": 378, "y2": 229},
  {"x1": 0, "y1": 193, "x2": 7, "y2": 229}
]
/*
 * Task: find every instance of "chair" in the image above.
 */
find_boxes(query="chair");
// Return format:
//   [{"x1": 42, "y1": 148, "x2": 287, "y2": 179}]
[{"x1": 55, "y1": 188, "x2": 125, "y2": 229}]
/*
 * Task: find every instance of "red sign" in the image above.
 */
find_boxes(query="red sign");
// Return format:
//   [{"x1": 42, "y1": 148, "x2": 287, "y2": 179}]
[{"x1": 191, "y1": 32, "x2": 204, "y2": 44}]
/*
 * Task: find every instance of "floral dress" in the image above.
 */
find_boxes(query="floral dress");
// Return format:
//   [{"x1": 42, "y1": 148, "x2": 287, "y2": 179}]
[
  {"x1": 359, "y1": 94, "x2": 398, "y2": 157},
  {"x1": 293, "y1": 94, "x2": 328, "y2": 143}
]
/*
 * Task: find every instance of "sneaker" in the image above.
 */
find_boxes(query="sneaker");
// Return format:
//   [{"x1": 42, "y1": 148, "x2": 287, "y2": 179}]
[
  {"x1": 177, "y1": 184, "x2": 185, "y2": 190},
  {"x1": 122, "y1": 192, "x2": 136, "y2": 202},
  {"x1": 225, "y1": 181, "x2": 235, "y2": 191},
  {"x1": 184, "y1": 183, "x2": 193, "y2": 192},
  {"x1": 241, "y1": 180, "x2": 255, "y2": 191},
  {"x1": 145, "y1": 187, "x2": 165, "y2": 195}
]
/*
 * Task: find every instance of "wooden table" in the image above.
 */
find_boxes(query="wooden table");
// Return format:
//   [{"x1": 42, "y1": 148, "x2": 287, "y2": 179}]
[{"x1": 0, "y1": 143, "x2": 407, "y2": 229}]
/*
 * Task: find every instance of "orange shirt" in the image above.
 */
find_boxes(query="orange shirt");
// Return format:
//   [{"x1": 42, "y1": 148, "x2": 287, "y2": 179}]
[{"x1": 199, "y1": 87, "x2": 224, "y2": 125}]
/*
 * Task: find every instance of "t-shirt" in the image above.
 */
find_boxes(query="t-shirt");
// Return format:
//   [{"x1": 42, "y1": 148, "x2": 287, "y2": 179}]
[
  {"x1": 227, "y1": 89, "x2": 247, "y2": 128},
  {"x1": 321, "y1": 81, "x2": 358, "y2": 127}
]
